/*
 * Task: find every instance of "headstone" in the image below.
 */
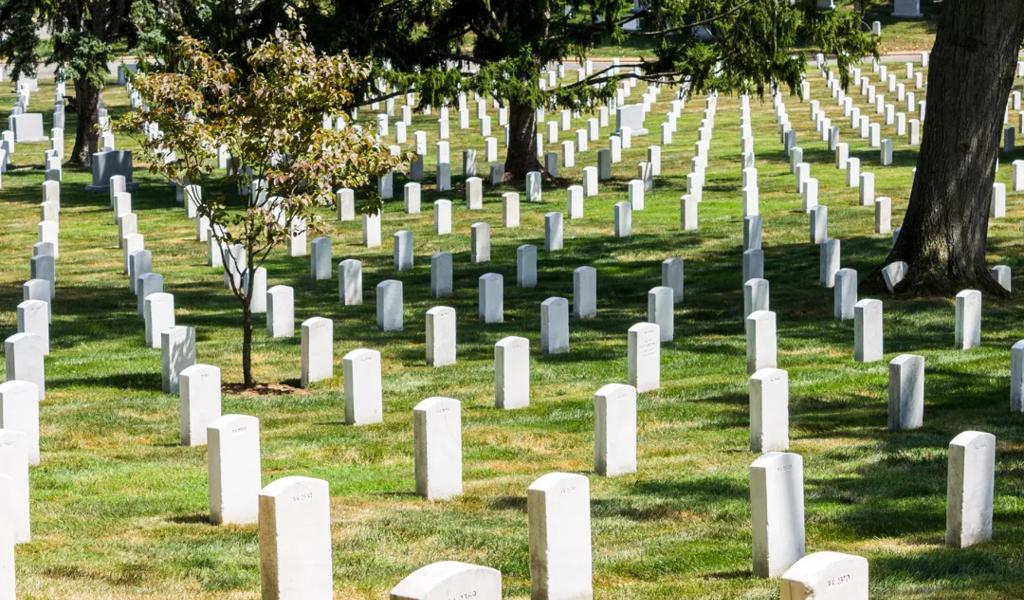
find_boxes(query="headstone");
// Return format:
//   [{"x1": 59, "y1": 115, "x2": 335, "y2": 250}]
[
  {"x1": 258, "y1": 477, "x2": 333, "y2": 600},
  {"x1": 394, "y1": 230, "x2": 414, "y2": 272},
  {"x1": 744, "y1": 216, "x2": 762, "y2": 251},
  {"x1": 681, "y1": 194, "x2": 698, "y2": 231},
  {"x1": 161, "y1": 326, "x2": 196, "y2": 394},
  {"x1": 820, "y1": 239, "x2": 840, "y2": 288},
  {"x1": 567, "y1": 185, "x2": 584, "y2": 219},
  {"x1": 628, "y1": 323, "x2": 660, "y2": 393},
  {"x1": 471, "y1": 223, "x2": 490, "y2": 263},
  {"x1": 301, "y1": 317, "x2": 334, "y2": 387},
  {"x1": 946, "y1": 431, "x2": 996, "y2": 548},
  {"x1": 743, "y1": 249, "x2": 764, "y2": 283},
  {"x1": 0, "y1": 472, "x2": 14, "y2": 595},
  {"x1": 544, "y1": 212, "x2": 563, "y2": 251},
  {"x1": 751, "y1": 452, "x2": 805, "y2": 578},
  {"x1": 527, "y1": 473, "x2": 593, "y2": 600},
  {"x1": 310, "y1": 237, "x2": 332, "y2": 280},
  {"x1": 888, "y1": 354, "x2": 924, "y2": 430},
  {"x1": 661, "y1": 258, "x2": 684, "y2": 304},
  {"x1": 426, "y1": 307, "x2": 457, "y2": 367},
  {"x1": 955, "y1": 289, "x2": 981, "y2": 350},
  {"x1": 809, "y1": 205, "x2": 828, "y2": 245},
  {"x1": 465, "y1": 177, "x2": 483, "y2": 210},
  {"x1": 991, "y1": 265, "x2": 1011, "y2": 292},
  {"x1": 207, "y1": 414, "x2": 261, "y2": 525},
  {"x1": 389, "y1": 561, "x2": 502, "y2": 600},
  {"x1": 892, "y1": 0, "x2": 922, "y2": 17},
  {"x1": 541, "y1": 297, "x2": 570, "y2": 354},
  {"x1": 871, "y1": 195, "x2": 892, "y2": 234},
  {"x1": 339, "y1": 259, "x2": 362, "y2": 305},
  {"x1": 583, "y1": 166, "x2": 598, "y2": 196},
  {"x1": 16, "y1": 300, "x2": 48, "y2": 356},
  {"x1": 179, "y1": 364, "x2": 221, "y2": 446},
  {"x1": 144, "y1": 292, "x2": 175, "y2": 349},
  {"x1": 503, "y1": 192, "x2": 520, "y2": 227},
  {"x1": 615, "y1": 103, "x2": 647, "y2": 135},
  {"x1": 377, "y1": 280, "x2": 404, "y2": 332},
  {"x1": 750, "y1": 368, "x2": 788, "y2": 453},
  {"x1": 594, "y1": 383, "x2": 638, "y2": 476},
  {"x1": 0, "y1": 381, "x2": 39, "y2": 465},
  {"x1": 1012, "y1": 340, "x2": 1024, "y2": 412},
  {"x1": 526, "y1": 171, "x2": 542, "y2": 202},
  {"x1": 746, "y1": 310, "x2": 777, "y2": 375},
  {"x1": 434, "y1": 199, "x2": 452, "y2": 235},
  {"x1": 744, "y1": 278, "x2": 770, "y2": 318},
  {"x1": 363, "y1": 211, "x2": 382, "y2": 248},
  {"x1": 430, "y1": 252, "x2": 453, "y2": 298},
  {"x1": 0, "y1": 430, "x2": 30, "y2": 543},
  {"x1": 495, "y1": 337, "x2": 530, "y2": 409},
  {"x1": 10, "y1": 113, "x2": 45, "y2": 142},
  {"x1": 833, "y1": 268, "x2": 857, "y2": 319},
  {"x1": 336, "y1": 188, "x2": 355, "y2": 221},
  {"x1": 517, "y1": 245, "x2": 538, "y2": 288},
  {"x1": 881, "y1": 261, "x2": 908, "y2": 293},
  {"x1": 343, "y1": 349, "x2": 383, "y2": 425},
  {"x1": 267, "y1": 286, "x2": 295, "y2": 338},
  {"x1": 647, "y1": 286, "x2": 674, "y2": 343},
  {"x1": 780, "y1": 552, "x2": 869, "y2": 600},
  {"x1": 853, "y1": 298, "x2": 883, "y2": 362},
  {"x1": 413, "y1": 396, "x2": 462, "y2": 500},
  {"x1": 597, "y1": 150, "x2": 611, "y2": 180},
  {"x1": 573, "y1": 267, "x2": 597, "y2": 319},
  {"x1": 479, "y1": 273, "x2": 504, "y2": 324},
  {"x1": 85, "y1": 150, "x2": 134, "y2": 192}
]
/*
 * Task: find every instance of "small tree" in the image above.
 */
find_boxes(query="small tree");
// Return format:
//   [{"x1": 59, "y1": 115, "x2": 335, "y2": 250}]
[{"x1": 117, "y1": 33, "x2": 407, "y2": 388}]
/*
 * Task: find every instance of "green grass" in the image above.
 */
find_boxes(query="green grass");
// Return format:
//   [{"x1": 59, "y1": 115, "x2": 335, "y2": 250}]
[{"x1": 2, "y1": 56, "x2": 1023, "y2": 600}]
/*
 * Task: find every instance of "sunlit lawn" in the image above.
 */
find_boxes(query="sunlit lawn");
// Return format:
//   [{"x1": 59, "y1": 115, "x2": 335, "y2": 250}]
[{"x1": 1, "y1": 53, "x2": 1023, "y2": 599}]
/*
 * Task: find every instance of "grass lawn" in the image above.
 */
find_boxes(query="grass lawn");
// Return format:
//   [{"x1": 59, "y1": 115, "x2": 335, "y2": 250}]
[{"x1": 1, "y1": 55, "x2": 1023, "y2": 600}]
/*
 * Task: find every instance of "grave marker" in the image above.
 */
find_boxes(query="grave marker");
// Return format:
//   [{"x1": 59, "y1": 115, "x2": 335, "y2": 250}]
[
  {"x1": 258, "y1": 477, "x2": 333, "y2": 600},
  {"x1": 414, "y1": 396, "x2": 463, "y2": 500},
  {"x1": 750, "y1": 368, "x2": 789, "y2": 453},
  {"x1": 751, "y1": 452, "x2": 805, "y2": 578},
  {"x1": 527, "y1": 473, "x2": 593, "y2": 600},
  {"x1": 888, "y1": 354, "x2": 924, "y2": 430},
  {"x1": 594, "y1": 383, "x2": 638, "y2": 476},
  {"x1": 179, "y1": 364, "x2": 222, "y2": 446},
  {"x1": 946, "y1": 431, "x2": 996, "y2": 548},
  {"x1": 207, "y1": 414, "x2": 261, "y2": 525},
  {"x1": 343, "y1": 349, "x2": 383, "y2": 425}
]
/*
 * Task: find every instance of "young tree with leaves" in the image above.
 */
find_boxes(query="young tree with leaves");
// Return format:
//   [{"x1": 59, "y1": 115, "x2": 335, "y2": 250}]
[{"x1": 116, "y1": 33, "x2": 407, "y2": 387}]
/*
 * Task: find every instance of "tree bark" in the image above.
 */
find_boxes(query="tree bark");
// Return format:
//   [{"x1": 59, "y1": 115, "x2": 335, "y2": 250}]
[
  {"x1": 504, "y1": 101, "x2": 542, "y2": 180},
  {"x1": 873, "y1": 0, "x2": 1024, "y2": 296},
  {"x1": 70, "y1": 78, "x2": 100, "y2": 167},
  {"x1": 242, "y1": 302, "x2": 254, "y2": 388}
]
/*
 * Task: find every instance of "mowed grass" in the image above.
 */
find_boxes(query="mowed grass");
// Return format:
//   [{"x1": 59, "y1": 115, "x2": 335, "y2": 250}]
[{"x1": 1, "y1": 56, "x2": 1023, "y2": 600}]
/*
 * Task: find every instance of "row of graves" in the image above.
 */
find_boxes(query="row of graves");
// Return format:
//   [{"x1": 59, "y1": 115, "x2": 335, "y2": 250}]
[{"x1": 0, "y1": 50, "x2": 1020, "y2": 598}]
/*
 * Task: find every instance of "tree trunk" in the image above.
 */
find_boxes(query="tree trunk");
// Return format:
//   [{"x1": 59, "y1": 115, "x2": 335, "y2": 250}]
[
  {"x1": 504, "y1": 101, "x2": 542, "y2": 180},
  {"x1": 242, "y1": 303, "x2": 254, "y2": 388},
  {"x1": 873, "y1": 0, "x2": 1024, "y2": 296},
  {"x1": 70, "y1": 78, "x2": 100, "y2": 167}
]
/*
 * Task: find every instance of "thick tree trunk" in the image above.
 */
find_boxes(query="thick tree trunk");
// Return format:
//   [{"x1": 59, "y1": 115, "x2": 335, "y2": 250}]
[
  {"x1": 873, "y1": 0, "x2": 1024, "y2": 296},
  {"x1": 504, "y1": 101, "x2": 542, "y2": 180},
  {"x1": 70, "y1": 78, "x2": 100, "y2": 167}
]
